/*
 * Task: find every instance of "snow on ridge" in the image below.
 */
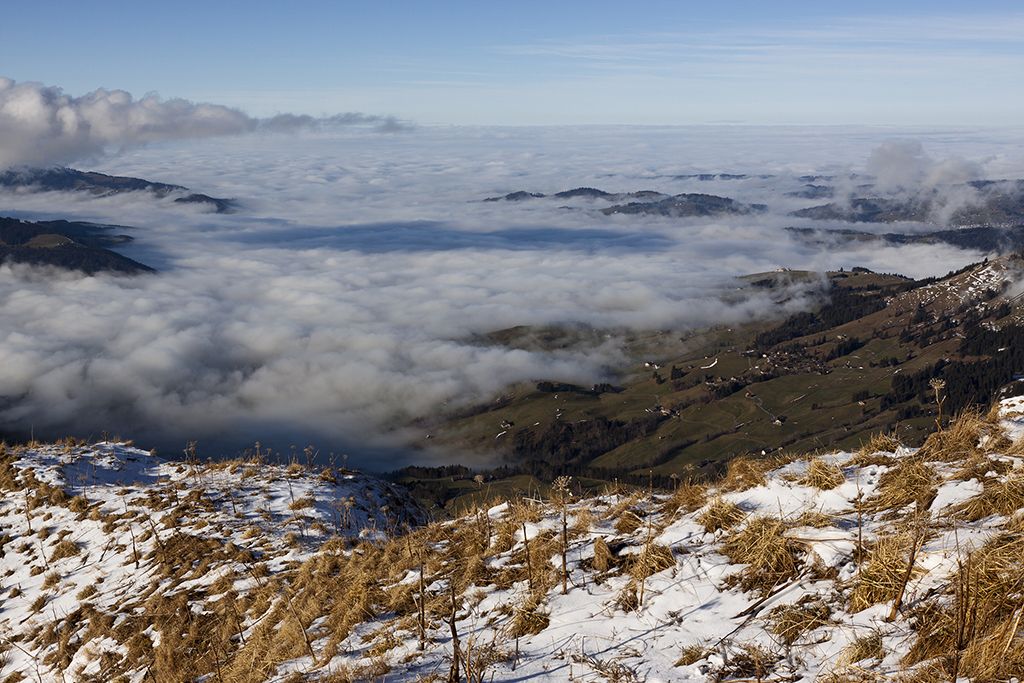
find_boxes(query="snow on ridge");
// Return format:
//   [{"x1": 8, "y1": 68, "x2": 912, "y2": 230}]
[{"x1": 3, "y1": 400, "x2": 1024, "y2": 682}]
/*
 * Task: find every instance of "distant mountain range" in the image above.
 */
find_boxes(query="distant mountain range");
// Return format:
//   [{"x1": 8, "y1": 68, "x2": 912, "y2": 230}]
[
  {"x1": 0, "y1": 167, "x2": 242, "y2": 274},
  {"x1": 0, "y1": 167, "x2": 235, "y2": 214},
  {"x1": 484, "y1": 186, "x2": 766, "y2": 217},
  {"x1": 486, "y1": 182, "x2": 1024, "y2": 253},
  {"x1": 791, "y1": 179, "x2": 1024, "y2": 226},
  {"x1": 488, "y1": 180, "x2": 1024, "y2": 227},
  {"x1": 788, "y1": 224, "x2": 1024, "y2": 255}
]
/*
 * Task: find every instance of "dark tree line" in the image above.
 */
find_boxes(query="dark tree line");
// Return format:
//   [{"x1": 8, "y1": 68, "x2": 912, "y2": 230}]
[
  {"x1": 882, "y1": 323, "x2": 1024, "y2": 416},
  {"x1": 754, "y1": 285, "x2": 889, "y2": 349},
  {"x1": 509, "y1": 414, "x2": 665, "y2": 467},
  {"x1": 535, "y1": 381, "x2": 618, "y2": 395},
  {"x1": 825, "y1": 337, "x2": 867, "y2": 361}
]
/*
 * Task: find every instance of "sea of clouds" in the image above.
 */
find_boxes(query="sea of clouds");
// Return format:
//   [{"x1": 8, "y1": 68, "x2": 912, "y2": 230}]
[{"x1": 2, "y1": 83, "x2": 1023, "y2": 467}]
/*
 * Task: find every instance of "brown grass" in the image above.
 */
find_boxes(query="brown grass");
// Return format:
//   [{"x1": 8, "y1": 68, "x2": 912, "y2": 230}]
[
  {"x1": 803, "y1": 457, "x2": 845, "y2": 490},
  {"x1": 658, "y1": 479, "x2": 707, "y2": 519},
  {"x1": 76, "y1": 584, "x2": 98, "y2": 600},
  {"x1": 948, "y1": 452, "x2": 1012, "y2": 483},
  {"x1": 717, "y1": 642, "x2": 779, "y2": 681},
  {"x1": 591, "y1": 536, "x2": 617, "y2": 574},
  {"x1": 902, "y1": 530, "x2": 1024, "y2": 681},
  {"x1": 952, "y1": 468, "x2": 1024, "y2": 521},
  {"x1": 840, "y1": 631, "x2": 884, "y2": 665},
  {"x1": 42, "y1": 571, "x2": 60, "y2": 590},
  {"x1": 674, "y1": 642, "x2": 710, "y2": 667},
  {"x1": 848, "y1": 527, "x2": 922, "y2": 612},
  {"x1": 720, "y1": 456, "x2": 770, "y2": 492},
  {"x1": 861, "y1": 455, "x2": 937, "y2": 516},
  {"x1": 627, "y1": 543, "x2": 675, "y2": 583},
  {"x1": 50, "y1": 538, "x2": 81, "y2": 562},
  {"x1": 847, "y1": 432, "x2": 901, "y2": 466},
  {"x1": 697, "y1": 497, "x2": 746, "y2": 534},
  {"x1": 614, "y1": 509, "x2": 644, "y2": 535},
  {"x1": 796, "y1": 510, "x2": 835, "y2": 529},
  {"x1": 721, "y1": 515, "x2": 802, "y2": 595},
  {"x1": 917, "y1": 407, "x2": 1009, "y2": 463},
  {"x1": 503, "y1": 593, "x2": 549, "y2": 638},
  {"x1": 768, "y1": 598, "x2": 831, "y2": 645}
]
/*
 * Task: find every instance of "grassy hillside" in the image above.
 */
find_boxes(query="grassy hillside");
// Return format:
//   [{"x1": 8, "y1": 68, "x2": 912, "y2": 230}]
[{"x1": 397, "y1": 256, "x2": 1024, "y2": 507}]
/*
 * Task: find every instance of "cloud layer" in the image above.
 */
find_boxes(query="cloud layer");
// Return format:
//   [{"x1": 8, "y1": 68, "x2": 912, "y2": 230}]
[{"x1": 0, "y1": 124, "x2": 1017, "y2": 468}]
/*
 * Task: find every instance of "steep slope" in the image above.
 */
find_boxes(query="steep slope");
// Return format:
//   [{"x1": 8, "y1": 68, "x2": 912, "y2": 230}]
[{"x1": 5, "y1": 405, "x2": 1024, "y2": 681}]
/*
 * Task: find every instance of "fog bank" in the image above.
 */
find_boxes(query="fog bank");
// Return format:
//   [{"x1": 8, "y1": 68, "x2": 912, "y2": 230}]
[{"x1": 1, "y1": 125, "x2": 1019, "y2": 468}]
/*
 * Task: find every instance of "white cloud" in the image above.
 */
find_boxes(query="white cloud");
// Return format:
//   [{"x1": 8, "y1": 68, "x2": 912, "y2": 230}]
[
  {"x1": 0, "y1": 124, "x2": 1015, "y2": 468},
  {"x1": 0, "y1": 78, "x2": 255, "y2": 169},
  {"x1": 0, "y1": 78, "x2": 412, "y2": 170}
]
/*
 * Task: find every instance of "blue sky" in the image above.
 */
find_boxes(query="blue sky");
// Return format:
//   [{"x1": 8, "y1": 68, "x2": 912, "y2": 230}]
[{"x1": 3, "y1": 1, "x2": 1023, "y2": 126}]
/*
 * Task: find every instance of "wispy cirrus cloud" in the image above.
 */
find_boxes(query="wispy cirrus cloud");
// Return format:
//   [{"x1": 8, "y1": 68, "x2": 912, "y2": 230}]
[{"x1": 493, "y1": 12, "x2": 1024, "y2": 97}]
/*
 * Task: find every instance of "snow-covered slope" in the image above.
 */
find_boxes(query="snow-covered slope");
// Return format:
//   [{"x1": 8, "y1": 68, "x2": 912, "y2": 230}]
[
  {"x1": 0, "y1": 442, "x2": 427, "y2": 681},
  {"x1": 4, "y1": 401, "x2": 1024, "y2": 682}
]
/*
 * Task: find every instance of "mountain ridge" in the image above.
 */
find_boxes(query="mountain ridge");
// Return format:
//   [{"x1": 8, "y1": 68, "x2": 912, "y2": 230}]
[{"x1": 0, "y1": 166, "x2": 236, "y2": 214}]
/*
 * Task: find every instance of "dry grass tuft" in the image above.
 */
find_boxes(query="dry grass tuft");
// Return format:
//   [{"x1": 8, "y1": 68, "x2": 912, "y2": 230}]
[
  {"x1": 848, "y1": 528, "x2": 922, "y2": 612},
  {"x1": 721, "y1": 515, "x2": 802, "y2": 595},
  {"x1": 30, "y1": 594, "x2": 48, "y2": 612},
  {"x1": 902, "y1": 531, "x2": 1024, "y2": 681},
  {"x1": 675, "y1": 642, "x2": 710, "y2": 667},
  {"x1": 720, "y1": 456, "x2": 769, "y2": 492},
  {"x1": 768, "y1": 599, "x2": 831, "y2": 645},
  {"x1": 841, "y1": 631, "x2": 884, "y2": 666},
  {"x1": 658, "y1": 479, "x2": 707, "y2": 519},
  {"x1": 917, "y1": 408, "x2": 1007, "y2": 462},
  {"x1": 898, "y1": 660, "x2": 951, "y2": 683},
  {"x1": 797, "y1": 510, "x2": 835, "y2": 529},
  {"x1": 571, "y1": 506, "x2": 596, "y2": 534},
  {"x1": 848, "y1": 431, "x2": 902, "y2": 466},
  {"x1": 614, "y1": 509, "x2": 644, "y2": 535},
  {"x1": 698, "y1": 497, "x2": 746, "y2": 534},
  {"x1": 628, "y1": 543, "x2": 675, "y2": 583},
  {"x1": 50, "y1": 538, "x2": 81, "y2": 562},
  {"x1": 602, "y1": 491, "x2": 643, "y2": 521},
  {"x1": 948, "y1": 452, "x2": 1012, "y2": 483},
  {"x1": 503, "y1": 593, "x2": 549, "y2": 637},
  {"x1": 591, "y1": 536, "x2": 617, "y2": 574},
  {"x1": 41, "y1": 571, "x2": 60, "y2": 590},
  {"x1": 802, "y1": 457, "x2": 845, "y2": 490},
  {"x1": 718, "y1": 642, "x2": 780, "y2": 682},
  {"x1": 364, "y1": 627, "x2": 402, "y2": 659},
  {"x1": 457, "y1": 553, "x2": 494, "y2": 590},
  {"x1": 287, "y1": 495, "x2": 315, "y2": 510},
  {"x1": 613, "y1": 582, "x2": 639, "y2": 613},
  {"x1": 76, "y1": 584, "x2": 98, "y2": 600},
  {"x1": 862, "y1": 454, "x2": 937, "y2": 515}
]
